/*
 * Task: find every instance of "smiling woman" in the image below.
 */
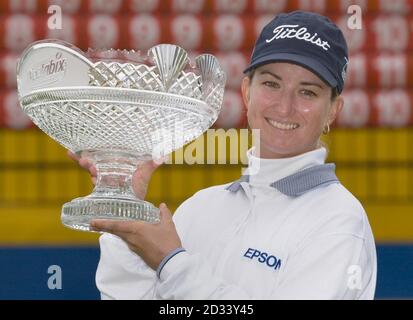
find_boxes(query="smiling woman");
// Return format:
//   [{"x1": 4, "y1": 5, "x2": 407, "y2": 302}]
[
  {"x1": 241, "y1": 62, "x2": 343, "y2": 159},
  {"x1": 86, "y1": 10, "x2": 377, "y2": 300}
]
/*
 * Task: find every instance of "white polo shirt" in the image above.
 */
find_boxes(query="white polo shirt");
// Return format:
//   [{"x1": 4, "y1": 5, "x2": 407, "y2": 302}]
[{"x1": 96, "y1": 147, "x2": 377, "y2": 299}]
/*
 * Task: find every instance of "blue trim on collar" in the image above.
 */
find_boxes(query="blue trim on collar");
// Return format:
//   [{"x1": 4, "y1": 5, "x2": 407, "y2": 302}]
[
  {"x1": 226, "y1": 163, "x2": 339, "y2": 197},
  {"x1": 270, "y1": 163, "x2": 338, "y2": 197},
  {"x1": 225, "y1": 174, "x2": 249, "y2": 192}
]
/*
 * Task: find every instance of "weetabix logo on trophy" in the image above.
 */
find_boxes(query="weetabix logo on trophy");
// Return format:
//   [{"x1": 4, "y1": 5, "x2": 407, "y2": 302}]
[{"x1": 16, "y1": 40, "x2": 226, "y2": 232}]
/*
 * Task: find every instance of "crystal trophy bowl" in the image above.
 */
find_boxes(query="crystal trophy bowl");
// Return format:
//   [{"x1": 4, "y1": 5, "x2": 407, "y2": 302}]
[{"x1": 16, "y1": 40, "x2": 226, "y2": 232}]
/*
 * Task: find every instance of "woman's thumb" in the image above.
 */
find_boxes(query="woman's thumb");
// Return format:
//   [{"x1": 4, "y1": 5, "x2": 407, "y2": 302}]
[{"x1": 159, "y1": 203, "x2": 172, "y2": 221}]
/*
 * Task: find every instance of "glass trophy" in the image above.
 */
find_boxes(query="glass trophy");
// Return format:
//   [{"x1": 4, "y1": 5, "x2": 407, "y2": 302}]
[{"x1": 16, "y1": 40, "x2": 226, "y2": 232}]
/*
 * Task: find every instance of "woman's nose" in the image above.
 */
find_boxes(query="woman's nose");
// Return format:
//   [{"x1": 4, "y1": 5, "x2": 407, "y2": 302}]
[{"x1": 275, "y1": 89, "x2": 295, "y2": 117}]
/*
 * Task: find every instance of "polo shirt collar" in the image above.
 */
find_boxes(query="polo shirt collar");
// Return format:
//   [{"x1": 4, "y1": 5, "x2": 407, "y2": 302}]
[{"x1": 226, "y1": 163, "x2": 338, "y2": 197}]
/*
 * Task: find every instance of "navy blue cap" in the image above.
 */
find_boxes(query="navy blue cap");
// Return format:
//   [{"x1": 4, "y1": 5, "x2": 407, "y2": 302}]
[{"x1": 244, "y1": 11, "x2": 349, "y2": 94}]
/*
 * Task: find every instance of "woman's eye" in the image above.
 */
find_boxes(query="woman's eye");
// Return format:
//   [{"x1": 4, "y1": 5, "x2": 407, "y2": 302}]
[
  {"x1": 301, "y1": 89, "x2": 317, "y2": 97},
  {"x1": 262, "y1": 81, "x2": 279, "y2": 88}
]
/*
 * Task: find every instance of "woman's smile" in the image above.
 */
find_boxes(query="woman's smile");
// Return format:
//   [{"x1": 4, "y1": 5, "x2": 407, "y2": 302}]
[{"x1": 265, "y1": 118, "x2": 300, "y2": 130}]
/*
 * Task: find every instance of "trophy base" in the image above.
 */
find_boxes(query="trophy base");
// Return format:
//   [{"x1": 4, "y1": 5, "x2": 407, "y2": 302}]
[{"x1": 61, "y1": 196, "x2": 160, "y2": 232}]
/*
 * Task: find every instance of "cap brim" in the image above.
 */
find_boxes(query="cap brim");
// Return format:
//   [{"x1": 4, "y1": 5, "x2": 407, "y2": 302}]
[{"x1": 243, "y1": 53, "x2": 337, "y2": 89}]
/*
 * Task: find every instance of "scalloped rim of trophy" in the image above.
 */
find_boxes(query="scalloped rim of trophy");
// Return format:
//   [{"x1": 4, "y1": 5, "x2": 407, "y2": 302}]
[
  {"x1": 195, "y1": 53, "x2": 226, "y2": 82},
  {"x1": 17, "y1": 40, "x2": 225, "y2": 76},
  {"x1": 17, "y1": 40, "x2": 226, "y2": 101},
  {"x1": 86, "y1": 47, "x2": 152, "y2": 65},
  {"x1": 87, "y1": 44, "x2": 225, "y2": 78},
  {"x1": 17, "y1": 39, "x2": 225, "y2": 78},
  {"x1": 169, "y1": 47, "x2": 225, "y2": 78}
]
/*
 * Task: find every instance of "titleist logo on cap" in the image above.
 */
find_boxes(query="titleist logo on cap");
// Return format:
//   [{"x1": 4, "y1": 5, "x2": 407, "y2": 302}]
[{"x1": 265, "y1": 24, "x2": 331, "y2": 51}]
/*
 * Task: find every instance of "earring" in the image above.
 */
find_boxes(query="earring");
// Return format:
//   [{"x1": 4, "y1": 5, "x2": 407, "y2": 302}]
[{"x1": 323, "y1": 123, "x2": 330, "y2": 134}]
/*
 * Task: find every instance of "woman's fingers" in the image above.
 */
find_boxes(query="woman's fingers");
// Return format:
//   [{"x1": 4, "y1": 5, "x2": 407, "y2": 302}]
[
  {"x1": 68, "y1": 152, "x2": 164, "y2": 192},
  {"x1": 78, "y1": 158, "x2": 97, "y2": 177},
  {"x1": 67, "y1": 151, "x2": 97, "y2": 183},
  {"x1": 67, "y1": 150, "x2": 80, "y2": 162},
  {"x1": 132, "y1": 160, "x2": 163, "y2": 199}
]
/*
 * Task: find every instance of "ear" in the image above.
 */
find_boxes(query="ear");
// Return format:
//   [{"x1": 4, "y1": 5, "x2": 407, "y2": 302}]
[
  {"x1": 327, "y1": 96, "x2": 344, "y2": 126},
  {"x1": 241, "y1": 76, "x2": 251, "y2": 110}
]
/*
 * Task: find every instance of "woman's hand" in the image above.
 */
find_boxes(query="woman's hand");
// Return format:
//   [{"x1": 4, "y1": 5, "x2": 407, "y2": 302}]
[
  {"x1": 67, "y1": 151, "x2": 163, "y2": 199},
  {"x1": 68, "y1": 151, "x2": 178, "y2": 270},
  {"x1": 90, "y1": 203, "x2": 182, "y2": 270}
]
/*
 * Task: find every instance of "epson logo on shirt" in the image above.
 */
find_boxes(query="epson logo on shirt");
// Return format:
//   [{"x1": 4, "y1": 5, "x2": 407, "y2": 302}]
[
  {"x1": 265, "y1": 24, "x2": 331, "y2": 51},
  {"x1": 244, "y1": 248, "x2": 282, "y2": 270}
]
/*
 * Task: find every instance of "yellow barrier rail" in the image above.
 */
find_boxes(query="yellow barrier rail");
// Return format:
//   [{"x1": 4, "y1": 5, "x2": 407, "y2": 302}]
[{"x1": 0, "y1": 128, "x2": 412, "y2": 244}]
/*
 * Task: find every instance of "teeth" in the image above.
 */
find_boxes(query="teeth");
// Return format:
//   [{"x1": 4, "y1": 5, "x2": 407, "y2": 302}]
[{"x1": 266, "y1": 118, "x2": 299, "y2": 130}]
